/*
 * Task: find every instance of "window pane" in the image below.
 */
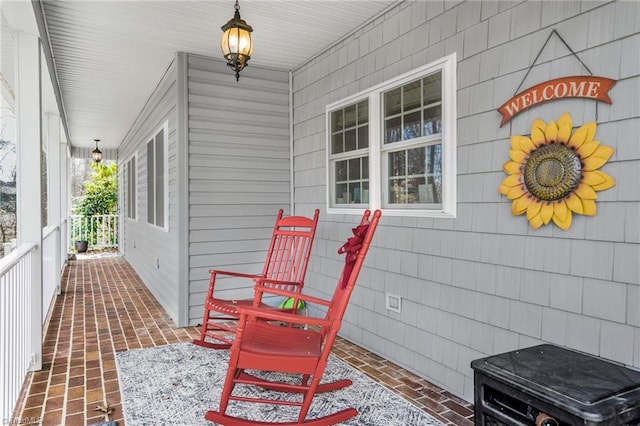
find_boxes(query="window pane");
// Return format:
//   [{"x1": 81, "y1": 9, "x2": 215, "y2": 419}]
[
  {"x1": 425, "y1": 143, "x2": 443, "y2": 204},
  {"x1": 331, "y1": 110, "x2": 343, "y2": 132},
  {"x1": 423, "y1": 72, "x2": 442, "y2": 105},
  {"x1": 407, "y1": 147, "x2": 425, "y2": 175},
  {"x1": 147, "y1": 140, "x2": 154, "y2": 224},
  {"x1": 332, "y1": 133, "x2": 343, "y2": 154},
  {"x1": 345, "y1": 129, "x2": 357, "y2": 152},
  {"x1": 335, "y1": 183, "x2": 347, "y2": 204},
  {"x1": 155, "y1": 132, "x2": 164, "y2": 228},
  {"x1": 423, "y1": 105, "x2": 442, "y2": 136},
  {"x1": 389, "y1": 178, "x2": 406, "y2": 204},
  {"x1": 358, "y1": 125, "x2": 368, "y2": 149},
  {"x1": 357, "y1": 101, "x2": 368, "y2": 124},
  {"x1": 384, "y1": 87, "x2": 401, "y2": 116},
  {"x1": 403, "y1": 111, "x2": 421, "y2": 140},
  {"x1": 348, "y1": 158, "x2": 361, "y2": 180},
  {"x1": 334, "y1": 156, "x2": 368, "y2": 206},
  {"x1": 385, "y1": 117, "x2": 401, "y2": 144},
  {"x1": 403, "y1": 80, "x2": 421, "y2": 111},
  {"x1": 407, "y1": 177, "x2": 426, "y2": 204},
  {"x1": 335, "y1": 160, "x2": 347, "y2": 181},
  {"x1": 344, "y1": 104, "x2": 356, "y2": 128},
  {"x1": 388, "y1": 145, "x2": 442, "y2": 206},
  {"x1": 389, "y1": 150, "x2": 406, "y2": 177}
]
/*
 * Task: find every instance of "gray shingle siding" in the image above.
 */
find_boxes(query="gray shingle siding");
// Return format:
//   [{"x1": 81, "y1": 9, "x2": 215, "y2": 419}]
[{"x1": 292, "y1": 0, "x2": 640, "y2": 401}]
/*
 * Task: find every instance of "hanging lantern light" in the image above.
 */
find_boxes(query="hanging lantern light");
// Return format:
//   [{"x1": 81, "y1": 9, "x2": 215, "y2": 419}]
[
  {"x1": 220, "y1": 0, "x2": 253, "y2": 81},
  {"x1": 92, "y1": 139, "x2": 103, "y2": 163}
]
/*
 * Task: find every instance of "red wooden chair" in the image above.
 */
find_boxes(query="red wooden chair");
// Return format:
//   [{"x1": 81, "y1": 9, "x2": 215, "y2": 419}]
[
  {"x1": 204, "y1": 209, "x2": 382, "y2": 425},
  {"x1": 193, "y1": 209, "x2": 320, "y2": 349}
]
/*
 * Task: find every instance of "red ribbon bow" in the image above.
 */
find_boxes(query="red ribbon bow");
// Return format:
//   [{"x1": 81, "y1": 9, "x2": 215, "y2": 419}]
[{"x1": 337, "y1": 224, "x2": 369, "y2": 288}]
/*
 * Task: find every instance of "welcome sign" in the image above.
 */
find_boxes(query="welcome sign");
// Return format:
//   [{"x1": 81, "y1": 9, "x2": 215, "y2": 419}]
[{"x1": 497, "y1": 76, "x2": 616, "y2": 127}]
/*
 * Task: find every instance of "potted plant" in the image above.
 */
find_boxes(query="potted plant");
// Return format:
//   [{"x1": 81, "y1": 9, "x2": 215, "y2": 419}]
[{"x1": 74, "y1": 239, "x2": 88, "y2": 253}]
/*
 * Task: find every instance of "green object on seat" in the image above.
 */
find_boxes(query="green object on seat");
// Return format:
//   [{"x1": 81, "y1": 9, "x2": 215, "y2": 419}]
[{"x1": 278, "y1": 297, "x2": 305, "y2": 310}]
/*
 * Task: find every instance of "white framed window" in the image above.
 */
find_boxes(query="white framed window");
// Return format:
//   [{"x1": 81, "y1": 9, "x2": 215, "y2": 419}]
[
  {"x1": 126, "y1": 154, "x2": 137, "y2": 220},
  {"x1": 326, "y1": 53, "x2": 457, "y2": 217},
  {"x1": 147, "y1": 121, "x2": 168, "y2": 229}
]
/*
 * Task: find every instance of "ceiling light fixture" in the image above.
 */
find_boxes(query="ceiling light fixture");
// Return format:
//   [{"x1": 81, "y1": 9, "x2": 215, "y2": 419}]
[
  {"x1": 92, "y1": 139, "x2": 103, "y2": 163},
  {"x1": 220, "y1": 0, "x2": 253, "y2": 81}
]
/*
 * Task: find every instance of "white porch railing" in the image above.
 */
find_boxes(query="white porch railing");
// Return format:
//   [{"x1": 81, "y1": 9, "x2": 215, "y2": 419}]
[
  {"x1": 69, "y1": 214, "x2": 118, "y2": 250},
  {"x1": 43, "y1": 226, "x2": 62, "y2": 319},
  {"x1": 0, "y1": 243, "x2": 37, "y2": 422}
]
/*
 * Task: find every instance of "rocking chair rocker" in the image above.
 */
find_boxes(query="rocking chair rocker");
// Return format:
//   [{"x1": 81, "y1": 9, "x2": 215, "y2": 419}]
[
  {"x1": 193, "y1": 209, "x2": 320, "y2": 349},
  {"x1": 204, "y1": 209, "x2": 382, "y2": 425}
]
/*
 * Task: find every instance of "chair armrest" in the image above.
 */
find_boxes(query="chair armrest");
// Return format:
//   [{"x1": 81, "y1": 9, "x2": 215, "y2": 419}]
[
  {"x1": 254, "y1": 282, "x2": 331, "y2": 307},
  {"x1": 209, "y1": 269, "x2": 265, "y2": 280},
  {"x1": 237, "y1": 305, "x2": 332, "y2": 327},
  {"x1": 254, "y1": 277, "x2": 304, "y2": 288}
]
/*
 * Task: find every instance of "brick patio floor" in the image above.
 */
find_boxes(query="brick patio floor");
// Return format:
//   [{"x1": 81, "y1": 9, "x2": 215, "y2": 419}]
[{"x1": 14, "y1": 254, "x2": 474, "y2": 426}]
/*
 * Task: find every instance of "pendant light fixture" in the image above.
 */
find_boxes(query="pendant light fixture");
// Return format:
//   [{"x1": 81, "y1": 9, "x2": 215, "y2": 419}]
[
  {"x1": 92, "y1": 139, "x2": 103, "y2": 163},
  {"x1": 220, "y1": 0, "x2": 253, "y2": 81}
]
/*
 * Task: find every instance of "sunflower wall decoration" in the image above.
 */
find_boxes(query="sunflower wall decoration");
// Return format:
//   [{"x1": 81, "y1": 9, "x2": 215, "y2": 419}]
[{"x1": 498, "y1": 112, "x2": 615, "y2": 230}]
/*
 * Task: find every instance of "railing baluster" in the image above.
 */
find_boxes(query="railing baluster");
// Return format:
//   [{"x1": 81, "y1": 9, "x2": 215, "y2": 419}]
[
  {"x1": 0, "y1": 245, "x2": 36, "y2": 422},
  {"x1": 68, "y1": 214, "x2": 119, "y2": 251}
]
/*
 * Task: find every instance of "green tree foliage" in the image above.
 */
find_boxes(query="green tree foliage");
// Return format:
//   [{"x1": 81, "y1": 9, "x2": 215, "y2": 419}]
[{"x1": 75, "y1": 162, "x2": 117, "y2": 216}]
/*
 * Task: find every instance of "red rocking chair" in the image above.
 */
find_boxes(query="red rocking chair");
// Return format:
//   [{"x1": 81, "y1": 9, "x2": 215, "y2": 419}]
[
  {"x1": 204, "y1": 209, "x2": 382, "y2": 425},
  {"x1": 193, "y1": 209, "x2": 320, "y2": 349}
]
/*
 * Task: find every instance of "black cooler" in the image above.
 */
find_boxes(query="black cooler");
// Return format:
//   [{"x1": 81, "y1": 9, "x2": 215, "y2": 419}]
[{"x1": 471, "y1": 344, "x2": 640, "y2": 426}]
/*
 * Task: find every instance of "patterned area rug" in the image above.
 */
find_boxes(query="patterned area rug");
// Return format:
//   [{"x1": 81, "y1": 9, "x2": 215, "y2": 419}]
[{"x1": 115, "y1": 342, "x2": 443, "y2": 425}]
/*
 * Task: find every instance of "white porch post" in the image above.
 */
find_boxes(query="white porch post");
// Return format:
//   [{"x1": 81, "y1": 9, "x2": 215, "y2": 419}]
[
  {"x1": 46, "y1": 113, "x2": 62, "y2": 294},
  {"x1": 16, "y1": 32, "x2": 43, "y2": 371}
]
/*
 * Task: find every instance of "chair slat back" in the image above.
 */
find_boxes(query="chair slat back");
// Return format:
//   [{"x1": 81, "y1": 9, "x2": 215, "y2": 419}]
[
  {"x1": 324, "y1": 210, "x2": 381, "y2": 335},
  {"x1": 262, "y1": 209, "x2": 320, "y2": 292}
]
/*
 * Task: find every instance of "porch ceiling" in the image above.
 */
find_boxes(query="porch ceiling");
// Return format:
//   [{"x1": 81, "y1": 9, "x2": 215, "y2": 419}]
[{"x1": 39, "y1": 0, "x2": 399, "y2": 150}]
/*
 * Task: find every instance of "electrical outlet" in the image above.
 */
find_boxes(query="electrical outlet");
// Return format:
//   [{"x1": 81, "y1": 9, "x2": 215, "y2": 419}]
[{"x1": 385, "y1": 293, "x2": 402, "y2": 313}]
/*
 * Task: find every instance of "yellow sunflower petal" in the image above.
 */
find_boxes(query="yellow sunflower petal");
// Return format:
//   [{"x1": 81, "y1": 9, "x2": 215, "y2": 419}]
[
  {"x1": 519, "y1": 137, "x2": 537, "y2": 154},
  {"x1": 581, "y1": 171, "x2": 606, "y2": 187},
  {"x1": 545, "y1": 120, "x2": 558, "y2": 142},
  {"x1": 575, "y1": 182, "x2": 598, "y2": 200},
  {"x1": 582, "y1": 155, "x2": 609, "y2": 172},
  {"x1": 529, "y1": 214, "x2": 545, "y2": 230},
  {"x1": 576, "y1": 140, "x2": 600, "y2": 159},
  {"x1": 552, "y1": 208, "x2": 572, "y2": 231},
  {"x1": 556, "y1": 112, "x2": 572, "y2": 130},
  {"x1": 512, "y1": 195, "x2": 531, "y2": 215},
  {"x1": 502, "y1": 174, "x2": 522, "y2": 187},
  {"x1": 590, "y1": 145, "x2": 614, "y2": 160},
  {"x1": 506, "y1": 185, "x2": 526, "y2": 200},
  {"x1": 503, "y1": 161, "x2": 523, "y2": 175},
  {"x1": 581, "y1": 198, "x2": 596, "y2": 216},
  {"x1": 568, "y1": 125, "x2": 588, "y2": 149},
  {"x1": 565, "y1": 193, "x2": 584, "y2": 214},
  {"x1": 553, "y1": 199, "x2": 569, "y2": 222},
  {"x1": 526, "y1": 199, "x2": 543, "y2": 220},
  {"x1": 540, "y1": 202, "x2": 554, "y2": 224},
  {"x1": 498, "y1": 184, "x2": 510, "y2": 195},
  {"x1": 557, "y1": 123, "x2": 572, "y2": 145},
  {"x1": 531, "y1": 126, "x2": 546, "y2": 147},
  {"x1": 531, "y1": 118, "x2": 547, "y2": 135},
  {"x1": 511, "y1": 135, "x2": 532, "y2": 152},
  {"x1": 591, "y1": 171, "x2": 616, "y2": 191},
  {"x1": 509, "y1": 149, "x2": 528, "y2": 163},
  {"x1": 583, "y1": 121, "x2": 597, "y2": 144}
]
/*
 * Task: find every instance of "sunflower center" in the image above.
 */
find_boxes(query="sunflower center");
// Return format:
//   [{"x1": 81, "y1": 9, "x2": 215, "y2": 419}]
[{"x1": 524, "y1": 144, "x2": 581, "y2": 201}]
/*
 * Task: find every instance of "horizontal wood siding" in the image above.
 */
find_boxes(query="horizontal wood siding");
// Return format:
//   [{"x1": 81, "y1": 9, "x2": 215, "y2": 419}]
[
  {"x1": 118, "y1": 59, "x2": 181, "y2": 324},
  {"x1": 186, "y1": 54, "x2": 291, "y2": 324},
  {"x1": 292, "y1": 0, "x2": 640, "y2": 403}
]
